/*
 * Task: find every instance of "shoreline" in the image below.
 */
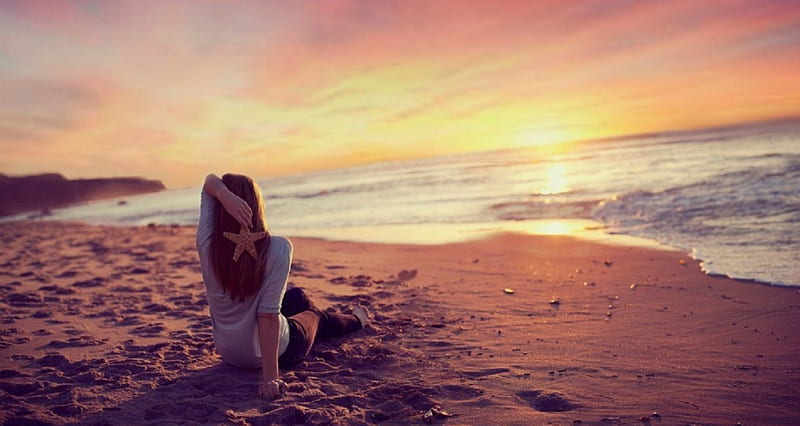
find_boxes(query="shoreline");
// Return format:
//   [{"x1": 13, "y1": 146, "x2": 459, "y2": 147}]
[
  {"x1": 1, "y1": 221, "x2": 799, "y2": 424},
  {"x1": 46, "y1": 217, "x2": 800, "y2": 288},
  {"x1": 3, "y1": 200, "x2": 796, "y2": 289}
]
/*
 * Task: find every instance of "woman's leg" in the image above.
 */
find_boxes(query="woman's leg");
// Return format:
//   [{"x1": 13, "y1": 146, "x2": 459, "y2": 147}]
[
  {"x1": 315, "y1": 310, "x2": 362, "y2": 339},
  {"x1": 281, "y1": 287, "x2": 361, "y2": 338},
  {"x1": 278, "y1": 310, "x2": 364, "y2": 369},
  {"x1": 278, "y1": 311, "x2": 320, "y2": 369},
  {"x1": 281, "y1": 287, "x2": 315, "y2": 317},
  {"x1": 278, "y1": 288, "x2": 365, "y2": 368}
]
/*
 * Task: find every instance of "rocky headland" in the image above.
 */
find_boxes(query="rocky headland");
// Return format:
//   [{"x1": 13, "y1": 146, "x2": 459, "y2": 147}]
[{"x1": 0, "y1": 173, "x2": 165, "y2": 217}]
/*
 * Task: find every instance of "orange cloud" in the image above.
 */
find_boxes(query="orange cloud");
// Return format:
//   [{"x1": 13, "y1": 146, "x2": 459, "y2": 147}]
[{"x1": 1, "y1": 0, "x2": 799, "y2": 187}]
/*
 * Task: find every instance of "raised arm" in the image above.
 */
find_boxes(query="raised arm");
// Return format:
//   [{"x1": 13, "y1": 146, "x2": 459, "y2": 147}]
[{"x1": 203, "y1": 174, "x2": 253, "y2": 229}]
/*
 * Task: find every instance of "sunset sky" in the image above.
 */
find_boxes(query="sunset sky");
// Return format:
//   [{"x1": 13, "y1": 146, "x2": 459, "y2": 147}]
[{"x1": 1, "y1": 0, "x2": 799, "y2": 187}]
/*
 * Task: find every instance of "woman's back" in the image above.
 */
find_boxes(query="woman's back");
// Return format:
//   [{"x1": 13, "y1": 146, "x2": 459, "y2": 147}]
[{"x1": 196, "y1": 190, "x2": 292, "y2": 368}]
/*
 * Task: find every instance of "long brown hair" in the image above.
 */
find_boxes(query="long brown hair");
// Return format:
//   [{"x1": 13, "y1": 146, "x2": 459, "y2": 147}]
[{"x1": 211, "y1": 173, "x2": 270, "y2": 301}]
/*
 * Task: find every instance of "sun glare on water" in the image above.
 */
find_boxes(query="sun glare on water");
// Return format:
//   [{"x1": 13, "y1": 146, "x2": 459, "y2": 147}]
[{"x1": 541, "y1": 163, "x2": 569, "y2": 195}]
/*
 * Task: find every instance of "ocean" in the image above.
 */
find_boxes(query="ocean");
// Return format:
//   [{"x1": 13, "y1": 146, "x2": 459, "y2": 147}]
[{"x1": 7, "y1": 119, "x2": 799, "y2": 287}]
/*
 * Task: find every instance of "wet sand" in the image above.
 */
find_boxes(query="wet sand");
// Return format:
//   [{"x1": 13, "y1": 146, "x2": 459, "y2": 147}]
[{"x1": 0, "y1": 221, "x2": 798, "y2": 425}]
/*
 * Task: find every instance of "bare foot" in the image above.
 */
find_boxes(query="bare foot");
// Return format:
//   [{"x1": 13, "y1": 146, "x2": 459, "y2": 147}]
[{"x1": 353, "y1": 306, "x2": 369, "y2": 328}]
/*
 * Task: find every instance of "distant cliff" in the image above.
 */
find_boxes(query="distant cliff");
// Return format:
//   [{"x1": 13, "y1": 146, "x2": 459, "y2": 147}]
[{"x1": 0, "y1": 173, "x2": 165, "y2": 217}]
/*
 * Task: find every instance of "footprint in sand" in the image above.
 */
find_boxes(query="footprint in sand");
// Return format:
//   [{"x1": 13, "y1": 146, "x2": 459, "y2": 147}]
[
  {"x1": 48, "y1": 335, "x2": 106, "y2": 348},
  {"x1": 88, "y1": 241, "x2": 109, "y2": 255},
  {"x1": 516, "y1": 390, "x2": 578, "y2": 412},
  {"x1": 115, "y1": 316, "x2": 144, "y2": 326},
  {"x1": 110, "y1": 285, "x2": 152, "y2": 293},
  {"x1": 169, "y1": 330, "x2": 194, "y2": 341},
  {"x1": 169, "y1": 259, "x2": 197, "y2": 268},
  {"x1": 435, "y1": 384, "x2": 484, "y2": 400},
  {"x1": 291, "y1": 261, "x2": 308, "y2": 272},
  {"x1": 102, "y1": 360, "x2": 148, "y2": 379},
  {"x1": 166, "y1": 295, "x2": 193, "y2": 306},
  {"x1": 0, "y1": 335, "x2": 30, "y2": 346},
  {"x1": 328, "y1": 274, "x2": 381, "y2": 288},
  {"x1": 142, "y1": 303, "x2": 171, "y2": 313},
  {"x1": 4, "y1": 292, "x2": 45, "y2": 307},
  {"x1": 39, "y1": 285, "x2": 76, "y2": 295},
  {"x1": 83, "y1": 308, "x2": 118, "y2": 319},
  {"x1": 460, "y1": 367, "x2": 510, "y2": 379},
  {"x1": 0, "y1": 369, "x2": 29, "y2": 379},
  {"x1": 0, "y1": 381, "x2": 43, "y2": 396},
  {"x1": 325, "y1": 294, "x2": 374, "y2": 306},
  {"x1": 129, "y1": 323, "x2": 166, "y2": 336},
  {"x1": 72, "y1": 277, "x2": 105, "y2": 288},
  {"x1": 51, "y1": 403, "x2": 89, "y2": 417}
]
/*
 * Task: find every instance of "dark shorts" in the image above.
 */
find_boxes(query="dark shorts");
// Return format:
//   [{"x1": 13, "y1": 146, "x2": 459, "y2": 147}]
[
  {"x1": 278, "y1": 318, "x2": 307, "y2": 369},
  {"x1": 276, "y1": 288, "x2": 362, "y2": 370}
]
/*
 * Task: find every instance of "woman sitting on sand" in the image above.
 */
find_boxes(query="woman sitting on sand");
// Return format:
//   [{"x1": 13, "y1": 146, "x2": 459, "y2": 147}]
[{"x1": 196, "y1": 173, "x2": 368, "y2": 400}]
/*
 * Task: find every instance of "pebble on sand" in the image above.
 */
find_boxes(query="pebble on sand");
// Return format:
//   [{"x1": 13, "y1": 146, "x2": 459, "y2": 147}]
[{"x1": 504, "y1": 288, "x2": 515, "y2": 294}]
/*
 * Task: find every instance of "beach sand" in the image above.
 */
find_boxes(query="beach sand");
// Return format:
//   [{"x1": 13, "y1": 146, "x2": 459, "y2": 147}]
[{"x1": 1, "y1": 221, "x2": 798, "y2": 425}]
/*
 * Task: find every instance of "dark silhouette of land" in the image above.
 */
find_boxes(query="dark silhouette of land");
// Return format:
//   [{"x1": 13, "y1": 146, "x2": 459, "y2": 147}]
[{"x1": 0, "y1": 173, "x2": 164, "y2": 217}]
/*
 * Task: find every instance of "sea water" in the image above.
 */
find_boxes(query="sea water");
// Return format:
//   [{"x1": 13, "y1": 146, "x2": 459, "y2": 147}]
[{"x1": 7, "y1": 119, "x2": 799, "y2": 286}]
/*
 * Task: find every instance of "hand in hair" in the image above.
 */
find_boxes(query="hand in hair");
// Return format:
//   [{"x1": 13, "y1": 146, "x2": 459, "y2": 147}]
[
  {"x1": 203, "y1": 174, "x2": 253, "y2": 228},
  {"x1": 219, "y1": 191, "x2": 253, "y2": 229}
]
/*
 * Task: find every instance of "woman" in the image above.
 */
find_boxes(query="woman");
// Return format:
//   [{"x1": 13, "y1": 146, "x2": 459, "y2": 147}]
[{"x1": 196, "y1": 173, "x2": 368, "y2": 400}]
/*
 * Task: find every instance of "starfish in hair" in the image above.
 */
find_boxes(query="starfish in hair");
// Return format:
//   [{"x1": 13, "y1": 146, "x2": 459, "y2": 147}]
[{"x1": 223, "y1": 226, "x2": 267, "y2": 262}]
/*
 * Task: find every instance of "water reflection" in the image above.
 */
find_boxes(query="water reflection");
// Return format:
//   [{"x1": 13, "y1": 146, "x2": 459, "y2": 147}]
[{"x1": 541, "y1": 163, "x2": 569, "y2": 195}]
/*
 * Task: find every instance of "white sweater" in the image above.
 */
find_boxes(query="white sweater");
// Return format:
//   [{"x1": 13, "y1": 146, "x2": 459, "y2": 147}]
[{"x1": 196, "y1": 190, "x2": 291, "y2": 368}]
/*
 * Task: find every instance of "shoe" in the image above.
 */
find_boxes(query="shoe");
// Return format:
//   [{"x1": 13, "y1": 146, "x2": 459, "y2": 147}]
[{"x1": 353, "y1": 306, "x2": 369, "y2": 328}]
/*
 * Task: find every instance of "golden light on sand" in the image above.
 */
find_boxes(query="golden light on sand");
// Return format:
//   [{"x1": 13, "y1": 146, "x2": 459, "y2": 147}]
[{"x1": 524, "y1": 220, "x2": 577, "y2": 235}]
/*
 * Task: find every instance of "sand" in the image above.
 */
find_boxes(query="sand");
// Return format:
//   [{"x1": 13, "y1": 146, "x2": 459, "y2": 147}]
[{"x1": 0, "y1": 221, "x2": 798, "y2": 425}]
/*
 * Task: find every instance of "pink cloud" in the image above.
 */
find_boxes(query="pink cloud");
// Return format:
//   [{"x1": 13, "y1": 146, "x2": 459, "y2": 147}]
[{"x1": 2, "y1": 0, "x2": 799, "y2": 186}]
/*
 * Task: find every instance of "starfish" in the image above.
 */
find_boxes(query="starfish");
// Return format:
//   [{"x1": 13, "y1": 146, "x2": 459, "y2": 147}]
[{"x1": 222, "y1": 226, "x2": 267, "y2": 262}]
